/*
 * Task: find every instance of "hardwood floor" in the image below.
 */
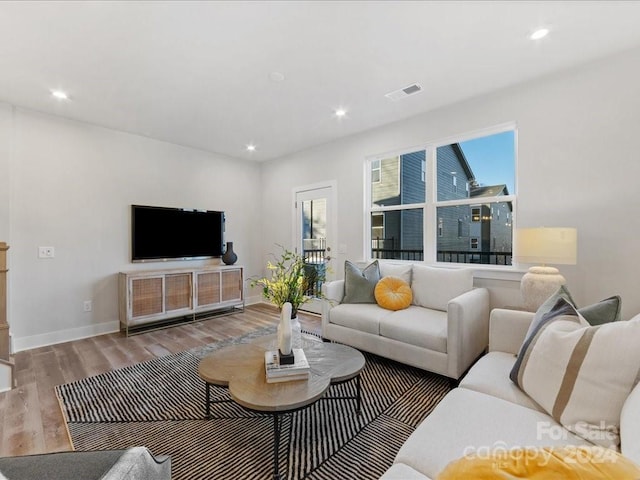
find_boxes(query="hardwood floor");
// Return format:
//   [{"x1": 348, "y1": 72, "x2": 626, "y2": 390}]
[{"x1": 0, "y1": 304, "x2": 321, "y2": 458}]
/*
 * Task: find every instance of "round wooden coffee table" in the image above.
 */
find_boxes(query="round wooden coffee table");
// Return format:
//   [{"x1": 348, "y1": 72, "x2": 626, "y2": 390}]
[{"x1": 198, "y1": 334, "x2": 365, "y2": 479}]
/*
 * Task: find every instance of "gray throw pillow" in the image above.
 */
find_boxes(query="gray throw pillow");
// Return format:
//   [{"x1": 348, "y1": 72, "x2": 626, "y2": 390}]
[
  {"x1": 342, "y1": 260, "x2": 380, "y2": 304},
  {"x1": 521, "y1": 285, "x2": 576, "y2": 341},
  {"x1": 579, "y1": 295, "x2": 622, "y2": 326},
  {"x1": 523, "y1": 286, "x2": 621, "y2": 340}
]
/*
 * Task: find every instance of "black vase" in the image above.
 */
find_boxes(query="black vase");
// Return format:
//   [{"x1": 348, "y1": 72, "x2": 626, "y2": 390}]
[{"x1": 222, "y1": 241, "x2": 238, "y2": 265}]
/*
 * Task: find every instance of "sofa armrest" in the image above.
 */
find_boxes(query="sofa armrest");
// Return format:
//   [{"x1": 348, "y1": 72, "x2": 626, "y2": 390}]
[
  {"x1": 321, "y1": 279, "x2": 344, "y2": 333},
  {"x1": 446, "y1": 288, "x2": 490, "y2": 379},
  {"x1": 321, "y1": 279, "x2": 344, "y2": 304},
  {"x1": 488, "y1": 308, "x2": 535, "y2": 354}
]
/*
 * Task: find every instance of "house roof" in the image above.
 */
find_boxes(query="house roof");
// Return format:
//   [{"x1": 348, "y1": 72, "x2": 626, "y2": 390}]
[{"x1": 470, "y1": 184, "x2": 510, "y2": 197}]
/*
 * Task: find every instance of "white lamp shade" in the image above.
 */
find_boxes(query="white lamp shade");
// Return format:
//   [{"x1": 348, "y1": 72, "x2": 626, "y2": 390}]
[{"x1": 515, "y1": 227, "x2": 577, "y2": 265}]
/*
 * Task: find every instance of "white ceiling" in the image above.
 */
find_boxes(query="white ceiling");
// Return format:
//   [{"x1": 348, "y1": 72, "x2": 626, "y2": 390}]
[{"x1": 1, "y1": 1, "x2": 640, "y2": 162}]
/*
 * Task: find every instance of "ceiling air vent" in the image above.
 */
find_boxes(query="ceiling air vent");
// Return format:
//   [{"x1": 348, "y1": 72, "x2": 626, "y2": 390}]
[{"x1": 385, "y1": 83, "x2": 423, "y2": 101}]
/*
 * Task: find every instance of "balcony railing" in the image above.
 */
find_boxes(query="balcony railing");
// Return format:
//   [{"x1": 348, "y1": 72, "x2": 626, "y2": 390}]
[
  {"x1": 371, "y1": 246, "x2": 512, "y2": 265},
  {"x1": 303, "y1": 249, "x2": 327, "y2": 297},
  {"x1": 371, "y1": 248, "x2": 424, "y2": 261},
  {"x1": 437, "y1": 250, "x2": 512, "y2": 265}
]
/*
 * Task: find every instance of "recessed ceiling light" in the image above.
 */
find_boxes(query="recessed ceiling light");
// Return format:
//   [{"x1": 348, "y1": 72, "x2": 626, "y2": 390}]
[
  {"x1": 335, "y1": 108, "x2": 347, "y2": 118},
  {"x1": 530, "y1": 28, "x2": 549, "y2": 40},
  {"x1": 246, "y1": 144, "x2": 256, "y2": 152},
  {"x1": 269, "y1": 71, "x2": 285, "y2": 82},
  {"x1": 51, "y1": 90, "x2": 69, "y2": 100}
]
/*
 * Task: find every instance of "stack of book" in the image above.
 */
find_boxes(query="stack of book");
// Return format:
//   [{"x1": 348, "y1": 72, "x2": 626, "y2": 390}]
[{"x1": 264, "y1": 348, "x2": 310, "y2": 383}]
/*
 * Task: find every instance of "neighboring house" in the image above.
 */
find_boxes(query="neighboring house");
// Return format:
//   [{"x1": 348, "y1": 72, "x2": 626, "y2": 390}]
[
  {"x1": 468, "y1": 184, "x2": 512, "y2": 264},
  {"x1": 372, "y1": 144, "x2": 512, "y2": 264}
]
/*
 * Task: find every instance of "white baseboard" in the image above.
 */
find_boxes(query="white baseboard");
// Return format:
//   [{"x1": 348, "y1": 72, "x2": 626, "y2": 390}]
[
  {"x1": 244, "y1": 294, "x2": 265, "y2": 306},
  {"x1": 12, "y1": 320, "x2": 120, "y2": 353},
  {"x1": 13, "y1": 298, "x2": 267, "y2": 352}
]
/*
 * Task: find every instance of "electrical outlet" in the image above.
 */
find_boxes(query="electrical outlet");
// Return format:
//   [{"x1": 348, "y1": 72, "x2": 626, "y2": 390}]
[
  {"x1": 83, "y1": 300, "x2": 92, "y2": 312},
  {"x1": 38, "y1": 246, "x2": 55, "y2": 258}
]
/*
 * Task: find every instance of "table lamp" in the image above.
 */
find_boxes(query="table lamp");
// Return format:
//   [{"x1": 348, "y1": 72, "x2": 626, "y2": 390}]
[{"x1": 515, "y1": 227, "x2": 577, "y2": 311}]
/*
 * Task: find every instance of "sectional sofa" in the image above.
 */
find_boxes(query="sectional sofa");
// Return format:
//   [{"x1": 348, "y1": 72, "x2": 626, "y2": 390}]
[{"x1": 380, "y1": 307, "x2": 640, "y2": 479}]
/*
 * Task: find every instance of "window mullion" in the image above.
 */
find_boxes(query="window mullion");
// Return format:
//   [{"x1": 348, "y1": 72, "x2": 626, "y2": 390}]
[{"x1": 424, "y1": 146, "x2": 437, "y2": 263}]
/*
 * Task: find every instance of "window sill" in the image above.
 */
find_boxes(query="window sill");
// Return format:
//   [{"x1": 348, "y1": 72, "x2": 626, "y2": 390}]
[{"x1": 370, "y1": 258, "x2": 527, "y2": 282}]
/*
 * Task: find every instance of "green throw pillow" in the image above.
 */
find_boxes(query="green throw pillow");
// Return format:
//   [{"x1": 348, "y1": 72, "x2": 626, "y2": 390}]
[
  {"x1": 524, "y1": 286, "x2": 621, "y2": 339},
  {"x1": 579, "y1": 295, "x2": 622, "y2": 326},
  {"x1": 343, "y1": 260, "x2": 380, "y2": 304}
]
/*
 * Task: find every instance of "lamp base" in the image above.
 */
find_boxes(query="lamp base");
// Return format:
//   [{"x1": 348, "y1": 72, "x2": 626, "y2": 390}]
[{"x1": 521, "y1": 266, "x2": 566, "y2": 312}]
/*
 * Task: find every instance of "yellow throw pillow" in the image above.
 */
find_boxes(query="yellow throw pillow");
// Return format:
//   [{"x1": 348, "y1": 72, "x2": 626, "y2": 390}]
[
  {"x1": 437, "y1": 446, "x2": 640, "y2": 480},
  {"x1": 374, "y1": 276, "x2": 412, "y2": 311}
]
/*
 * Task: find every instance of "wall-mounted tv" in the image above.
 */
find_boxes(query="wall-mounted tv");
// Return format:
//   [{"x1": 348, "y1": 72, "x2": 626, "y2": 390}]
[{"x1": 131, "y1": 205, "x2": 225, "y2": 262}]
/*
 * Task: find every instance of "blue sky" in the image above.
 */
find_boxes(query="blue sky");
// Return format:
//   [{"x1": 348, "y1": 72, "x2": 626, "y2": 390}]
[{"x1": 459, "y1": 130, "x2": 515, "y2": 194}]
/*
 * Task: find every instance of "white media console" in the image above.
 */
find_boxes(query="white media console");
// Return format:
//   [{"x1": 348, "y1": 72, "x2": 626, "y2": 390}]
[{"x1": 118, "y1": 264, "x2": 244, "y2": 335}]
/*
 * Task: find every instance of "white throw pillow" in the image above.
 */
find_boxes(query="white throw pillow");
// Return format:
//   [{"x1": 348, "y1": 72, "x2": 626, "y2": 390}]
[
  {"x1": 411, "y1": 265, "x2": 473, "y2": 312},
  {"x1": 512, "y1": 298, "x2": 640, "y2": 449},
  {"x1": 378, "y1": 263, "x2": 413, "y2": 285}
]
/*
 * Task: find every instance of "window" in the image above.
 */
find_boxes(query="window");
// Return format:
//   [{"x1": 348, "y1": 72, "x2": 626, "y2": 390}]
[
  {"x1": 371, "y1": 159, "x2": 381, "y2": 183},
  {"x1": 368, "y1": 127, "x2": 516, "y2": 266},
  {"x1": 371, "y1": 213, "x2": 384, "y2": 243}
]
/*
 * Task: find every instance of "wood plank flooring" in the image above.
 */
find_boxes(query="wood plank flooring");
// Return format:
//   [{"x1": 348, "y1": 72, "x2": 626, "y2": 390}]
[{"x1": 0, "y1": 304, "x2": 321, "y2": 458}]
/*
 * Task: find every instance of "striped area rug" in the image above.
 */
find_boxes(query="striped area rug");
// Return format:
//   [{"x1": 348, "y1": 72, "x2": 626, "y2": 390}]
[{"x1": 55, "y1": 328, "x2": 450, "y2": 479}]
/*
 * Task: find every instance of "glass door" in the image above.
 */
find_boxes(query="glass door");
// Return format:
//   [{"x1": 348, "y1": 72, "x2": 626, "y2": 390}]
[{"x1": 295, "y1": 184, "x2": 335, "y2": 314}]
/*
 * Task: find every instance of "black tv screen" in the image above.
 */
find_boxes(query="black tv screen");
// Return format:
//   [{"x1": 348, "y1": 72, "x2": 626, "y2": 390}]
[{"x1": 131, "y1": 205, "x2": 225, "y2": 262}]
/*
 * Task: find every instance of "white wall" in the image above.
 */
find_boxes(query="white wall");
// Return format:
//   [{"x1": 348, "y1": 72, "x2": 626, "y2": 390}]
[
  {"x1": 3, "y1": 46, "x2": 640, "y2": 352},
  {"x1": 2, "y1": 107, "x2": 262, "y2": 350},
  {"x1": 0, "y1": 104, "x2": 10, "y2": 240},
  {"x1": 260, "y1": 47, "x2": 640, "y2": 319}
]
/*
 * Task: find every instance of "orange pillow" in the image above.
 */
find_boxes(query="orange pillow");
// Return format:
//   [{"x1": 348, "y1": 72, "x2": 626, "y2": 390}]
[
  {"x1": 375, "y1": 276, "x2": 412, "y2": 311},
  {"x1": 437, "y1": 446, "x2": 640, "y2": 480}
]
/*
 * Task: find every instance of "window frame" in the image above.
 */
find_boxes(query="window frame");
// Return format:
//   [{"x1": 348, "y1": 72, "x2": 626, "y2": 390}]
[{"x1": 365, "y1": 122, "x2": 517, "y2": 268}]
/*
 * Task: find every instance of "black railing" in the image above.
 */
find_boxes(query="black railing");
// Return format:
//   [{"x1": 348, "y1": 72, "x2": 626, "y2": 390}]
[
  {"x1": 303, "y1": 249, "x2": 327, "y2": 297},
  {"x1": 437, "y1": 251, "x2": 512, "y2": 265},
  {"x1": 371, "y1": 248, "x2": 424, "y2": 261},
  {"x1": 370, "y1": 247, "x2": 512, "y2": 265}
]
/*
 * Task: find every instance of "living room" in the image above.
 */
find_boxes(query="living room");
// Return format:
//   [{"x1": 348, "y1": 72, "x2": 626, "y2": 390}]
[{"x1": 1, "y1": 1, "x2": 640, "y2": 478}]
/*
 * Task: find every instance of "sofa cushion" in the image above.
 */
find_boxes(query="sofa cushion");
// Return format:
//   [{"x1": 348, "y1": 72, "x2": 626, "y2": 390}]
[
  {"x1": 379, "y1": 262, "x2": 413, "y2": 285},
  {"x1": 379, "y1": 306, "x2": 447, "y2": 353},
  {"x1": 459, "y1": 351, "x2": 544, "y2": 412},
  {"x1": 511, "y1": 298, "x2": 640, "y2": 449},
  {"x1": 393, "y1": 388, "x2": 591, "y2": 480},
  {"x1": 375, "y1": 276, "x2": 413, "y2": 311},
  {"x1": 437, "y1": 445, "x2": 640, "y2": 480},
  {"x1": 411, "y1": 265, "x2": 473, "y2": 312},
  {"x1": 343, "y1": 260, "x2": 380, "y2": 304},
  {"x1": 328, "y1": 303, "x2": 389, "y2": 335}
]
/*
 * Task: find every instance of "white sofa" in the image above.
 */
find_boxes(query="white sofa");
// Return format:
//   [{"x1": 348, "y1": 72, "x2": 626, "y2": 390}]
[
  {"x1": 380, "y1": 308, "x2": 640, "y2": 479},
  {"x1": 321, "y1": 262, "x2": 490, "y2": 380}
]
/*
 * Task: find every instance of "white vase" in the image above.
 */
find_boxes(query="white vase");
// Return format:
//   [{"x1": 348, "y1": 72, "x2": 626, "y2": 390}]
[{"x1": 278, "y1": 302, "x2": 293, "y2": 355}]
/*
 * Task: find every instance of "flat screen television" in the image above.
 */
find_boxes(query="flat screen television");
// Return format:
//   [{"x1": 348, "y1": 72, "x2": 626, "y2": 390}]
[{"x1": 131, "y1": 205, "x2": 225, "y2": 262}]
